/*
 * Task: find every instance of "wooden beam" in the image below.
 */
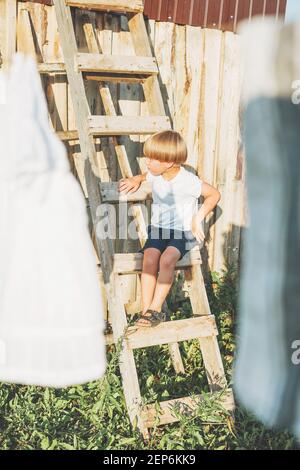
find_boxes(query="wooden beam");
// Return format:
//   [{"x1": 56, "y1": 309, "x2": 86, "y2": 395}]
[
  {"x1": 113, "y1": 247, "x2": 202, "y2": 273},
  {"x1": 66, "y1": 0, "x2": 144, "y2": 13},
  {"x1": 56, "y1": 130, "x2": 79, "y2": 141},
  {"x1": 75, "y1": 53, "x2": 158, "y2": 75},
  {"x1": 125, "y1": 316, "x2": 218, "y2": 349},
  {"x1": 38, "y1": 62, "x2": 66, "y2": 73},
  {"x1": 88, "y1": 115, "x2": 171, "y2": 135},
  {"x1": 185, "y1": 264, "x2": 228, "y2": 392},
  {"x1": 85, "y1": 73, "x2": 149, "y2": 83},
  {"x1": 141, "y1": 389, "x2": 235, "y2": 427}
]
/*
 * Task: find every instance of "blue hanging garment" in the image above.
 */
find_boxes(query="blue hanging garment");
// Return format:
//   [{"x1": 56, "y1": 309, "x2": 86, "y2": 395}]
[{"x1": 234, "y1": 19, "x2": 300, "y2": 438}]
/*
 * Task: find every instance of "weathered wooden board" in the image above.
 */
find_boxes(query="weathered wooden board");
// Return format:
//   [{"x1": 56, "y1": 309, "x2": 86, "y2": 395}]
[{"x1": 7, "y1": 2, "x2": 246, "y2": 272}]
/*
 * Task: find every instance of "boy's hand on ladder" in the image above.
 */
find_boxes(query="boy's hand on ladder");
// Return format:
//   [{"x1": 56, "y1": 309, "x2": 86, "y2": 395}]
[
  {"x1": 118, "y1": 175, "x2": 141, "y2": 194},
  {"x1": 191, "y1": 214, "x2": 205, "y2": 243}
]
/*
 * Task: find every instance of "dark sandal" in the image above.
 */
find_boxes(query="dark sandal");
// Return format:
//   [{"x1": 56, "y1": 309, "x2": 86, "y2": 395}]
[{"x1": 136, "y1": 309, "x2": 166, "y2": 327}]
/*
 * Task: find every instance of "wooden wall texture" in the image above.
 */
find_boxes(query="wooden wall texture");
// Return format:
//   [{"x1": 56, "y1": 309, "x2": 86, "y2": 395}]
[{"x1": 1, "y1": 1, "x2": 248, "y2": 275}]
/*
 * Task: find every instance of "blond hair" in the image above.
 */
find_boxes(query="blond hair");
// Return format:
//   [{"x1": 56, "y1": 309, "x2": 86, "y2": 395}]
[{"x1": 143, "y1": 130, "x2": 187, "y2": 163}]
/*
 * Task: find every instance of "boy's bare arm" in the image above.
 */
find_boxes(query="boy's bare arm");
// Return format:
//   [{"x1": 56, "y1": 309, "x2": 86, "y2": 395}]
[
  {"x1": 191, "y1": 181, "x2": 221, "y2": 243},
  {"x1": 118, "y1": 172, "x2": 147, "y2": 194},
  {"x1": 196, "y1": 181, "x2": 221, "y2": 222}
]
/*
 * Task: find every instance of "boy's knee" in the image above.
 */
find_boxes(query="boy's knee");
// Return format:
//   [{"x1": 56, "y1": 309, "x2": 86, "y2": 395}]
[
  {"x1": 159, "y1": 252, "x2": 179, "y2": 270},
  {"x1": 143, "y1": 249, "x2": 160, "y2": 271}
]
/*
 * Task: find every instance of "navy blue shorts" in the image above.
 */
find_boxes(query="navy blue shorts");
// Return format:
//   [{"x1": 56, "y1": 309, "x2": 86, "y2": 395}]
[{"x1": 139, "y1": 225, "x2": 198, "y2": 261}]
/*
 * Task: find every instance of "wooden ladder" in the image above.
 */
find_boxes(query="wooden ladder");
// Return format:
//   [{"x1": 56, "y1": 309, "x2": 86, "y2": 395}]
[{"x1": 52, "y1": 0, "x2": 234, "y2": 439}]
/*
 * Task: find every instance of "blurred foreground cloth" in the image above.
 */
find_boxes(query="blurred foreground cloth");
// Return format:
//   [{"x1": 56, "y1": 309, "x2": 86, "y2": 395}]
[
  {"x1": 0, "y1": 54, "x2": 106, "y2": 387},
  {"x1": 234, "y1": 19, "x2": 300, "y2": 438}
]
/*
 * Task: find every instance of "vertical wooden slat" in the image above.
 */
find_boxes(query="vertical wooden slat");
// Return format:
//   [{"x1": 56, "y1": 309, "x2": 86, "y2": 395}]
[
  {"x1": 17, "y1": 7, "x2": 36, "y2": 56},
  {"x1": 212, "y1": 31, "x2": 241, "y2": 272},
  {"x1": 185, "y1": 25, "x2": 203, "y2": 170},
  {"x1": 47, "y1": 5, "x2": 68, "y2": 133},
  {"x1": 0, "y1": 0, "x2": 17, "y2": 69},
  {"x1": 198, "y1": 29, "x2": 223, "y2": 268}
]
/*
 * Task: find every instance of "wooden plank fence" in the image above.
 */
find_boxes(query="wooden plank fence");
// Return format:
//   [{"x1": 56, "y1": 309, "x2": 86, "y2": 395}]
[{"x1": 1, "y1": 0, "x2": 248, "y2": 276}]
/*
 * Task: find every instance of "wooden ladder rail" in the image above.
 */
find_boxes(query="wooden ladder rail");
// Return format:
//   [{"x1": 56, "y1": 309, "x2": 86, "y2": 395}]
[
  {"x1": 53, "y1": 0, "x2": 149, "y2": 438},
  {"x1": 52, "y1": 0, "x2": 234, "y2": 439}
]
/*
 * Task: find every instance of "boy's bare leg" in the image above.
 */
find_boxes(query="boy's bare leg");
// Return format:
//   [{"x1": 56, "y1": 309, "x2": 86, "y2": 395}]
[
  {"x1": 137, "y1": 247, "x2": 181, "y2": 326},
  {"x1": 140, "y1": 247, "x2": 161, "y2": 316}
]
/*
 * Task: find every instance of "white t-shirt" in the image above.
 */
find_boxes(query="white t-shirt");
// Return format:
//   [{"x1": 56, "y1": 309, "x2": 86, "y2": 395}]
[{"x1": 146, "y1": 166, "x2": 202, "y2": 231}]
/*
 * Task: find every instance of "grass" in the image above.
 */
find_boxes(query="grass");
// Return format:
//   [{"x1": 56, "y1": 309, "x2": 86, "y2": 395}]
[{"x1": 0, "y1": 267, "x2": 297, "y2": 450}]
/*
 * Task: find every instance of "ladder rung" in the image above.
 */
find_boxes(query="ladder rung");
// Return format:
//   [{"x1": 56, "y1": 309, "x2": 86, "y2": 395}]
[
  {"x1": 56, "y1": 130, "x2": 79, "y2": 141},
  {"x1": 113, "y1": 247, "x2": 202, "y2": 273},
  {"x1": 141, "y1": 389, "x2": 235, "y2": 427},
  {"x1": 88, "y1": 116, "x2": 171, "y2": 136},
  {"x1": 125, "y1": 316, "x2": 218, "y2": 349},
  {"x1": 75, "y1": 53, "x2": 158, "y2": 75},
  {"x1": 37, "y1": 64, "x2": 147, "y2": 84},
  {"x1": 38, "y1": 63, "x2": 66, "y2": 74},
  {"x1": 66, "y1": 0, "x2": 144, "y2": 13},
  {"x1": 100, "y1": 181, "x2": 152, "y2": 202},
  {"x1": 85, "y1": 73, "x2": 149, "y2": 83}
]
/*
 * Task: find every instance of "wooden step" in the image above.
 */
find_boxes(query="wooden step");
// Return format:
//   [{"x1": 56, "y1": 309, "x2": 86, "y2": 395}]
[
  {"x1": 38, "y1": 63, "x2": 149, "y2": 83},
  {"x1": 75, "y1": 53, "x2": 158, "y2": 75},
  {"x1": 141, "y1": 389, "x2": 235, "y2": 427},
  {"x1": 66, "y1": 0, "x2": 144, "y2": 13},
  {"x1": 84, "y1": 73, "x2": 149, "y2": 83},
  {"x1": 100, "y1": 181, "x2": 152, "y2": 202},
  {"x1": 88, "y1": 115, "x2": 171, "y2": 136},
  {"x1": 38, "y1": 63, "x2": 66, "y2": 74},
  {"x1": 125, "y1": 315, "x2": 218, "y2": 349},
  {"x1": 56, "y1": 130, "x2": 79, "y2": 141},
  {"x1": 112, "y1": 247, "x2": 202, "y2": 273}
]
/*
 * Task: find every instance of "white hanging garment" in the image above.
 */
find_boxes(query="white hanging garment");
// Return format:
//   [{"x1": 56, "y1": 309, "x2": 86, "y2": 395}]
[{"x1": 0, "y1": 54, "x2": 107, "y2": 388}]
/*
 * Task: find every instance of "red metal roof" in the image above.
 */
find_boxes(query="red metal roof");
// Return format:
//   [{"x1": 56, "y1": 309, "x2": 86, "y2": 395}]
[
  {"x1": 143, "y1": 0, "x2": 287, "y2": 32},
  {"x1": 21, "y1": 1, "x2": 287, "y2": 32}
]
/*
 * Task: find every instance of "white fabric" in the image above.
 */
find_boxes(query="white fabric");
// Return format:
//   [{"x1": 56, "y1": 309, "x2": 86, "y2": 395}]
[
  {"x1": 146, "y1": 166, "x2": 202, "y2": 231},
  {"x1": 0, "y1": 54, "x2": 106, "y2": 388}
]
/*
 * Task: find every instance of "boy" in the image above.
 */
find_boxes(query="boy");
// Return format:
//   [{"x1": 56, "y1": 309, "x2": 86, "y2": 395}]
[{"x1": 118, "y1": 130, "x2": 220, "y2": 327}]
